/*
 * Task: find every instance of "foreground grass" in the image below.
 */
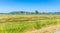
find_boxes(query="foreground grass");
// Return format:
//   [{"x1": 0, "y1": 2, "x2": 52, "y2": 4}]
[{"x1": 0, "y1": 19, "x2": 60, "y2": 33}]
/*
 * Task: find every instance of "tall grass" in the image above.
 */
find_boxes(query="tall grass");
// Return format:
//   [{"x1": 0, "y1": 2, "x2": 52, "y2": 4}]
[{"x1": 0, "y1": 19, "x2": 60, "y2": 33}]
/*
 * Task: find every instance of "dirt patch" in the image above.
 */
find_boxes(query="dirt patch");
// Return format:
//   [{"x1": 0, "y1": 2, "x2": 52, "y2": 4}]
[{"x1": 25, "y1": 24, "x2": 60, "y2": 33}]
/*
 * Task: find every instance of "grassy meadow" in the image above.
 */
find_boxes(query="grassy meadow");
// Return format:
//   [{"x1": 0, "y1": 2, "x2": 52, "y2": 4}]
[{"x1": 0, "y1": 14, "x2": 60, "y2": 33}]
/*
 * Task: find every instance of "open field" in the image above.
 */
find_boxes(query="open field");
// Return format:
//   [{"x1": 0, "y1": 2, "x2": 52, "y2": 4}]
[
  {"x1": 0, "y1": 14, "x2": 60, "y2": 33},
  {"x1": 0, "y1": 14, "x2": 60, "y2": 22}
]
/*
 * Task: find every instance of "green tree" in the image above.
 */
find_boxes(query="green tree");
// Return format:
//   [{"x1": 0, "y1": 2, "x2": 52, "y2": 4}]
[
  {"x1": 20, "y1": 11, "x2": 25, "y2": 14},
  {"x1": 35, "y1": 10, "x2": 39, "y2": 14}
]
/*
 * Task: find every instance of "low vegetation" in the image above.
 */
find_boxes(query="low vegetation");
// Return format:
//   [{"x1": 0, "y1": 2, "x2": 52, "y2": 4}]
[
  {"x1": 0, "y1": 19, "x2": 60, "y2": 33},
  {"x1": 0, "y1": 15, "x2": 60, "y2": 22},
  {"x1": 0, "y1": 14, "x2": 59, "y2": 33}
]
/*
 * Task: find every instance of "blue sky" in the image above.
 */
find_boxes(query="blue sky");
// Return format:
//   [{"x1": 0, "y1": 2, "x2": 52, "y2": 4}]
[{"x1": 0, "y1": 0, "x2": 60, "y2": 13}]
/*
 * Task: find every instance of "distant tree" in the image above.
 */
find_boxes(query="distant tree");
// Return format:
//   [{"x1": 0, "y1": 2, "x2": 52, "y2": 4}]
[
  {"x1": 20, "y1": 11, "x2": 25, "y2": 14},
  {"x1": 35, "y1": 10, "x2": 39, "y2": 14}
]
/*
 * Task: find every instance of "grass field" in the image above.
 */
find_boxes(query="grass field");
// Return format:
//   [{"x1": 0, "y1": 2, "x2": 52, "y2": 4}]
[{"x1": 0, "y1": 14, "x2": 60, "y2": 33}]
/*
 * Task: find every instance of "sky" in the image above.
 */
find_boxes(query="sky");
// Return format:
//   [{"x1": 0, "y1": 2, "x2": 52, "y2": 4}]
[{"x1": 0, "y1": 0, "x2": 60, "y2": 13}]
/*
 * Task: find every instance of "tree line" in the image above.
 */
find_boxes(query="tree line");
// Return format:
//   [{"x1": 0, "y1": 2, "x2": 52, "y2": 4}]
[
  {"x1": 0, "y1": 10, "x2": 60, "y2": 15},
  {"x1": 9, "y1": 10, "x2": 60, "y2": 15}
]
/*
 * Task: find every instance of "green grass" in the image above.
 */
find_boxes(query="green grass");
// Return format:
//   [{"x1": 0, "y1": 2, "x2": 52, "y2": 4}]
[{"x1": 0, "y1": 19, "x2": 60, "y2": 33}]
